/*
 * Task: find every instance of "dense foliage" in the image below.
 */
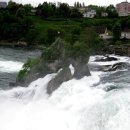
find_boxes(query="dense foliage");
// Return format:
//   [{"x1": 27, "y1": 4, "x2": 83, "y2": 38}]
[
  {"x1": 17, "y1": 58, "x2": 39, "y2": 81},
  {"x1": 0, "y1": 1, "x2": 130, "y2": 46},
  {"x1": 0, "y1": 2, "x2": 33, "y2": 41},
  {"x1": 112, "y1": 22, "x2": 121, "y2": 41}
]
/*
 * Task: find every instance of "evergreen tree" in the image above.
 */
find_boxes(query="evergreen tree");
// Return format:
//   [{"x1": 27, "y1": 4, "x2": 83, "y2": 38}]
[
  {"x1": 82, "y1": 2, "x2": 85, "y2": 7},
  {"x1": 74, "y1": 2, "x2": 76, "y2": 7},
  {"x1": 112, "y1": 22, "x2": 121, "y2": 40}
]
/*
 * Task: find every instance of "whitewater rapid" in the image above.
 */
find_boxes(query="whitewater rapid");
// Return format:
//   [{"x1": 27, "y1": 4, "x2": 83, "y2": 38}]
[
  {"x1": 0, "y1": 59, "x2": 23, "y2": 73},
  {"x1": 0, "y1": 55, "x2": 130, "y2": 130},
  {"x1": 0, "y1": 47, "x2": 41, "y2": 89}
]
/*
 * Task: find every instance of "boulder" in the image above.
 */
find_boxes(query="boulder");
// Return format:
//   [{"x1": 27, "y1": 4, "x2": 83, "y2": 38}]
[
  {"x1": 47, "y1": 67, "x2": 73, "y2": 94},
  {"x1": 105, "y1": 62, "x2": 130, "y2": 72},
  {"x1": 47, "y1": 57, "x2": 90, "y2": 94},
  {"x1": 95, "y1": 56, "x2": 118, "y2": 62},
  {"x1": 71, "y1": 57, "x2": 91, "y2": 79},
  {"x1": 17, "y1": 38, "x2": 91, "y2": 94}
]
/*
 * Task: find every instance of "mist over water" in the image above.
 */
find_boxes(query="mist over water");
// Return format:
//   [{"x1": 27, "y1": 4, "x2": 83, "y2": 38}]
[{"x1": 0, "y1": 51, "x2": 130, "y2": 130}]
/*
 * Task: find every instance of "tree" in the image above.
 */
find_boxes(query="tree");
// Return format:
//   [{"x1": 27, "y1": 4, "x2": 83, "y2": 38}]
[
  {"x1": 56, "y1": 3, "x2": 70, "y2": 18},
  {"x1": 82, "y1": 2, "x2": 85, "y2": 7},
  {"x1": 106, "y1": 5, "x2": 118, "y2": 18},
  {"x1": 16, "y1": 7, "x2": 25, "y2": 17},
  {"x1": 77, "y1": 2, "x2": 80, "y2": 8},
  {"x1": 8, "y1": 1, "x2": 21, "y2": 14},
  {"x1": 23, "y1": 4, "x2": 32, "y2": 15},
  {"x1": 74, "y1": 2, "x2": 76, "y2": 7},
  {"x1": 112, "y1": 22, "x2": 121, "y2": 40},
  {"x1": 36, "y1": 2, "x2": 56, "y2": 18},
  {"x1": 70, "y1": 8, "x2": 82, "y2": 18}
]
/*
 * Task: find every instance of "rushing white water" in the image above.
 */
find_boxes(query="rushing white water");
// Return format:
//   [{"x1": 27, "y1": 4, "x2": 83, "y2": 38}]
[
  {"x1": 0, "y1": 55, "x2": 130, "y2": 130},
  {"x1": 0, "y1": 47, "x2": 41, "y2": 89},
  {"x1": 0, "y1": 60, "x2": 23, "y2": 73}
]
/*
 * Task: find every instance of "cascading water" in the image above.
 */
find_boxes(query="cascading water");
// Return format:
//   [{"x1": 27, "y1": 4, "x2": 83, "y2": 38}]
[{"x1": 0, "y1": 50, "x2": 130, "y2": 130}]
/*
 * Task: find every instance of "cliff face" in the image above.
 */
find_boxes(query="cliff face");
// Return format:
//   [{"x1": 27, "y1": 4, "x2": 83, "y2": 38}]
[{"x1": 17, "y1": 38, "x2": 90, "y2": 94}]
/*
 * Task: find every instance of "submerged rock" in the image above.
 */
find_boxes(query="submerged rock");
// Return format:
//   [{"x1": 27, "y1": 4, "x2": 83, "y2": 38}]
[
  {"x1": 106, "y1": 62, "x2": 130, "y2": 71},
  {"x1": 95, "y1": 56, "x2": 118, "y2": 62}
]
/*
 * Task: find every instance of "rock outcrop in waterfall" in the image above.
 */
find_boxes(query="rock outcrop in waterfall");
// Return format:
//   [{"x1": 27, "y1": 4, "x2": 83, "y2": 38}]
[{"x1": 16, "y1": 34, "x2": 101, "y2": 94}]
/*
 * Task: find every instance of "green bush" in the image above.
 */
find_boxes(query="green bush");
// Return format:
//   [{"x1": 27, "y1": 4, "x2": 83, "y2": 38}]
[
  {"x1": 46, "y1": 28, "x2": 58, "y2": 44},
  {"x1": 115, "y1": 41, "x2": 122, "y2": 45},
  {"x1": 71, "y1": 27, "x2": 81, "y2": 35},
  {"x1": 26, "y1": 28, "x2": 40, "y2": 44},
  {"x1": 17, "y1": 58, "x2": 39, "y2": 81}
]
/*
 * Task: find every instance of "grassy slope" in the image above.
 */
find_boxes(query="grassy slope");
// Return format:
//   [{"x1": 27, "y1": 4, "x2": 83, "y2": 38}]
[
  {"x1": 29, "y1": 16, "x2": 119, "y2": 46},
  {"x1": 32, "y1": 16, "x2": 81, "y2": 42}
]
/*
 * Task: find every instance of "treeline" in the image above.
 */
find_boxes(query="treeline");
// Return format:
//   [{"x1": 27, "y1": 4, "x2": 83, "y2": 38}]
[
  {"x1": 36, "y1": 2, "x2": 82, "y2": 19},
  {"x1": 0, "y1": 1, "x2": 33, "y2": 41},
  {"x1": 36, "y1": 2, "x2": 118, "y2": 19},
  {"x1": 1, "y1": 1, "x2": 130, "y2": 46}
]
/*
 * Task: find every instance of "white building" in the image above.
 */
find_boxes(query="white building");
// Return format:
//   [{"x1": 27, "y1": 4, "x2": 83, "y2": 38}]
[
  {"x1": 0, "y1": 2, "x2": 7, "y2": 8},
  {"x1": 83, "y1": 10, "x2": 96, "y2": 18}
]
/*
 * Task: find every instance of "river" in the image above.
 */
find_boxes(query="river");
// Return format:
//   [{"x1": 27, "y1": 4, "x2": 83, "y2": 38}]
[
  {"x1": 0, "y1": 48, "x2": 130, "y2": 130},
  {"x1": 0, "y1": 47, "x2": 41, "y2": 90}
]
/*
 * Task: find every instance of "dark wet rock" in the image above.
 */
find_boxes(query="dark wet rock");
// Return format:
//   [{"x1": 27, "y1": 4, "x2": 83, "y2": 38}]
[
  {"x1": 47, "y1": 57, "x2": 91, "y2": 94},
  {"x1": 89, "y1": 64, "x2": 112, "y2": 72},
  {"x1": 72, "y1": 58, "x2": 90, "y2": 79},
  {"x1": 95, "y1": 56, "x2": 118, "y2": 62},
  {"x1": 104, "y1": 85, "x2": 118, "y2": 92},
  {"x1": 105, "y1": 62, "x2": 130, "y2": 72},
  {"x1": 17, "y1": 38, "x2": 91, "y2": 94},
  {"x1": 47, "y1": 67, "x2": 73, "y2": 94}
]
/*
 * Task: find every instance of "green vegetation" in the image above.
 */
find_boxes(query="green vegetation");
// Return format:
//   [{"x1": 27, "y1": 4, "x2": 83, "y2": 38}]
[
  {"x1": 1, "y1": 1, "x2": 130, "y2": 47},
  {"x1": 17, "y1": 58, "x2": 39, "y2": 82},
  {"x1": 112, "y1": 22, "x2": 121, "y2": 41},
  {"x1": 7, "y1": 1, "x2": 130, "y2": 83}
]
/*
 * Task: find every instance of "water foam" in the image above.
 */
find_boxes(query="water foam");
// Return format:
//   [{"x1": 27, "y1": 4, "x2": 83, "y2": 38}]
[
  {"x1": 89, "y1": 55, "x2": 130, "y2": 66},
  {"x1": 0, "y1": 71, "x2": 105, "y2": 130},
  {"x1": 0, "y1": 60, "x2": 23, "y2": 73},
  {"x1": 0, "y1": 55, "x2": 130, "y2": 130}
]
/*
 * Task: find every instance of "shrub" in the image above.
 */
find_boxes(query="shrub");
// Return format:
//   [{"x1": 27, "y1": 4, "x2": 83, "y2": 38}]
[
  {"x1": 17, "y1": 58, "x2": 39, "y2": 82},
  {"x1": 46, "y1": 28, "x2": 58, "y2": 44}
]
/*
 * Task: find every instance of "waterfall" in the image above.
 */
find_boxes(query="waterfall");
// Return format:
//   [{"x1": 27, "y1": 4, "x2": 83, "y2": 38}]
[{"x1": 0, "y1": 54, "x2": 130, "y2": 130}]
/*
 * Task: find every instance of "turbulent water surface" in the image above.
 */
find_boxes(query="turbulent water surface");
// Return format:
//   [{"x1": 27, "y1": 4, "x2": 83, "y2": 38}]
[
  {"x1": 0, "y1": 50, "x2": 130, "y2": 130},
  {"x1": 0, "y1": 47, "x2": 41, "y2": 89}
]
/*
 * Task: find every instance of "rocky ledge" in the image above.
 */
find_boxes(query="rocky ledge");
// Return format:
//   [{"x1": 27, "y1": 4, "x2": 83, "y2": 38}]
[{"x1": 16, "y1": 38, "x2": 90, "y2": 94}]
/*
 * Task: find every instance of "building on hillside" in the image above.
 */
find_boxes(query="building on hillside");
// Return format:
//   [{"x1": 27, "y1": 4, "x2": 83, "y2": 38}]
[
  {"x1": 0, "y1": 2, "x2": 7, "y2": 8},
  {"x1": 116, "y1": 1, "x2": 130, "y2": 16},
  {"x1": 96, "y1": 26, "x2": 113, "y2": 40},
  {"x1": 121, "y1": 28, "x2": 130, "y2": 39},
  {"x1": 83, "y1": 9, "x2": 96, "y2": 18}
]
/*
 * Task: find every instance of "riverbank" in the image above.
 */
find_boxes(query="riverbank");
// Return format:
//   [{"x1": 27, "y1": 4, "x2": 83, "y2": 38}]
[{"x1": 0, "y1": 40, "x2": 46, "y2": 50}]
